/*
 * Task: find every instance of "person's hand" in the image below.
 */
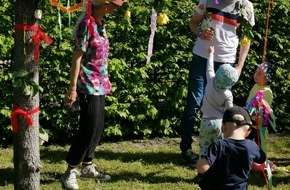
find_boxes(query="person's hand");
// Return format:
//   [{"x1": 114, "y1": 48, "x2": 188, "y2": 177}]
[
  {"x1": 208, "y1": 46, "x2": 214, "y2": 54},
  {"x1": 200, "y1": 28, "x2": 214, "y2": 41},
  {"x1": 65, "y1": 89, "x2": 78, "y2": 108}
]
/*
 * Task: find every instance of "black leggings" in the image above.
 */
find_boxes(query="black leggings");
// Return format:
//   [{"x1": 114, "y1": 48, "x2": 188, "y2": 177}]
[{"x1": 66, "y1": 94, "x2": 105, "y2": 166}]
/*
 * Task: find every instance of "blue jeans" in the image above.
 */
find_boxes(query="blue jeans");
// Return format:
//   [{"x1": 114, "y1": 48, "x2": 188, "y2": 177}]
[{"x1": 180, "y1": 54, "x2": 227, "y2": 152}]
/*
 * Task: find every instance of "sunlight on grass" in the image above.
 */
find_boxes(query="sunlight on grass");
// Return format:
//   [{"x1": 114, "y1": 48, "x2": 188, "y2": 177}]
[{"x1": 0, "y1": 134, "x2": 289, "y2": 190}]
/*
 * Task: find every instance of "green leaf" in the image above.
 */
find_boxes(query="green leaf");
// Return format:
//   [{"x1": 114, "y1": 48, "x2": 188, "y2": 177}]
[
  {"x1": 13, "y1": 69, "x2": 29, "y2": 78},
  {"x1": 39, "y1": 126, "x2": 49, "y2": 142}
]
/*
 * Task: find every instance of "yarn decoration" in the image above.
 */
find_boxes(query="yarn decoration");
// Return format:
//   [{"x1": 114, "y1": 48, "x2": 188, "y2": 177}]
[
  {"x1": 49, "y1": 0, "x2": 86, "y2": 12},
  {"x1": 246, "y1": 91, "x2": 276, "y2": 190}
]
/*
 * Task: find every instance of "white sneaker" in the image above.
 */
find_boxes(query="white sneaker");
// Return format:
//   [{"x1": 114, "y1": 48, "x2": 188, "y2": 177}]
[
  {"x1": 61, "y1": 168, "x2": 80, "y2": 190},
  {"x1": 80, "y1": 164, "x2": 111, "y2": 181}
]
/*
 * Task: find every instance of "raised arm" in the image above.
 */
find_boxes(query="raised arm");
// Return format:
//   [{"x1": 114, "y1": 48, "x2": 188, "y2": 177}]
[
  {"x1": 206, "y1": 46, "x2": 215, "y2": 80},
  {"x1": 235, "y1": 40, "x2": 251, "y2": 77}
]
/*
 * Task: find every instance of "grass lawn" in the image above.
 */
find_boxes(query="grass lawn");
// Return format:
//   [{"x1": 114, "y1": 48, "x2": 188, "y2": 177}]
[{"x1": 0, "y1": 134, "x2": 289, "y2": 190}]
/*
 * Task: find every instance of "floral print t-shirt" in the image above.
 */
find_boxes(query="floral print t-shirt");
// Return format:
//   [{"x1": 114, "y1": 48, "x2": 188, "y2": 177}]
[{"x1": 74, "y1": 18, "x2": 111, "y2": 95}]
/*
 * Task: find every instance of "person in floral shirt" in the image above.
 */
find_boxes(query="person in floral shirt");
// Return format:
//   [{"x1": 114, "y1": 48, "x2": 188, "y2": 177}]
[{"x1": 62, "y1": 1, "x2": 127, "y2": 189}]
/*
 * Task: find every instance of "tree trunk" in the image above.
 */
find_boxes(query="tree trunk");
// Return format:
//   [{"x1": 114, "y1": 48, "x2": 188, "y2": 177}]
[{"x1": 13, "y1": 0, "x2": 41, "y2": 189}]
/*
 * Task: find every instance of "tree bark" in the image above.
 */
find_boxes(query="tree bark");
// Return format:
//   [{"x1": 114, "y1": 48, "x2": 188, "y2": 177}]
[{"x1": 13, "y1": 0, "x2": 41, "y2": 189}]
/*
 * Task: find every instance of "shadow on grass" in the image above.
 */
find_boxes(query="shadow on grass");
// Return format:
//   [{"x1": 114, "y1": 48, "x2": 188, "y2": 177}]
[
  {"x1": 40, "y1": 171, "x2": 63, "y2": 184},
  {"x1": 249, "y1": 171, "x2": 290, "y2": 188},
  {"x1": 40, "y1": 148, "x2": 67, "y2": 163},
  {"x1": 40, "y1": 148, "x2": 193, "y2": 169},
  {"x1": 37, "y1": 148, "x2": 195, "y2": 186},
  {"x1": 0, "y1": 167, "x2": 13, "y2": 187},
  {"x1": 248, "y1": 157, "x2": 290, "y2": 188},
  {"x1": 38, "y1": 148, "x2": 290, "y2": 187},
  {"x1": 39, "y1": 145, "x2": 290, "y2": 168},
  {"x1": 109, "y1": 171, "x2": 193, "y2": 184},
  {"x1": 95, "y1": 150, "x2": 188, "y2": 166},
  {"x1": 271, "y1": 157, "x2": 290, "y2": 167}
]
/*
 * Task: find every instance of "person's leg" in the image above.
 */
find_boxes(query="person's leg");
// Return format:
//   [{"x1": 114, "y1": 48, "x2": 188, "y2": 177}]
[
  {"x1": 63, "y1": 93, "x2": 97, "y2": 189},
  {"x1": 65, "y1": 94, "x2": 98, "y2": 166},
  {"x1": 82, "y1": 95, "x2": 105, "y2": 162},
  {"x1": 198, "y1": 119, "x2": 211, "y2": 158},
  {"x1": 75, "y1": 95, "x2": 110, "y2": 180},
  {"x1": 180, "y1": 54, "x2": 207, "y2": 153},
  {"x1": 198, "y1": 119, "x2": 222, "y2": 157},
  {"x1": 209, "y1": 119, "x2": 223, "y2": 141}
]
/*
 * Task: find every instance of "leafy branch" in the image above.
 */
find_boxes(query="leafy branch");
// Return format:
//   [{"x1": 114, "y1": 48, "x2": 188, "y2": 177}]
[
  {"x1": 13, "y1": 69, "x2": 43, "y2": 97},
  {"x1": 234, "y1": 1, "x2": 254, "y2": 39}
]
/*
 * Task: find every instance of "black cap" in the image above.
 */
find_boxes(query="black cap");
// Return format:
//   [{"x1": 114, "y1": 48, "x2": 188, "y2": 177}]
[{"x1": 223, "y1": 106, "x2": 252, "y2": 127}]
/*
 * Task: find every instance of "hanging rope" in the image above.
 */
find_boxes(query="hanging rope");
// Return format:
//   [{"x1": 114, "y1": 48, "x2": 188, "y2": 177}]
[
  {"x1": 262, "y1": 0, "x2": 274, "y2": 64},
  {"x1": 258, "y1": 2, "x2": 275, "y2": 189}
]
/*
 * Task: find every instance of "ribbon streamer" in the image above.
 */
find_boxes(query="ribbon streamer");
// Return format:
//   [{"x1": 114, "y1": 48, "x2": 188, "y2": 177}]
[
  {"x1": 58, "y1": 8, "x2": 63, "y2": 40},
  {"x1": 10, "y1": 105, "x2": 40, "y2": 133},
  {"x1": 246, "y1": 91, "x2": 275, "y2": 128},
  {"x1": 246, "y1": 91, "x2": 275, "y2": 190},
  {"x1": 15, "y1": 24, "x2": 53, "y2": 61},
  {"x1": 146, "y1": 8, "x2": 157, "y2": 64},
  {"x1": 49, "y1": 0, "x2": 85, "y2": 12}
]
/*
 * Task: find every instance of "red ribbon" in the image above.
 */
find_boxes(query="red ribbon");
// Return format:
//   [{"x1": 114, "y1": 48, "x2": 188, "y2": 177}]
[
  {"x1": 86, "y1": 0, "x2": 94, "y2": 36},
  {"x1": 15, "y1": 24, "x2": 53, "y2": 61},
  {"x1": 10, "y1": 105, "x2": 40, "y2": 133}
]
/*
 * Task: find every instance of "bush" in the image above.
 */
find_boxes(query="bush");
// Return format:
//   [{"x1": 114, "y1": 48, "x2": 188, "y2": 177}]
[{"x1": 0, "y1": 0, "x2": 289, "y2": 145}]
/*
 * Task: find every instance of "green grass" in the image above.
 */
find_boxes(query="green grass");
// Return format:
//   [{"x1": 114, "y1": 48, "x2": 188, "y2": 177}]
[{"x1": 1, "y1": 134, "x2": 290, "y2": 190}]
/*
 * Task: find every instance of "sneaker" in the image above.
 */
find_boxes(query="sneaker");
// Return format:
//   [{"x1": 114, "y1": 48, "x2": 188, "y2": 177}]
[
  {"x1": 181, "y1": 149, "x2": 199, "y2": 166},
  {"x1": 61, "y1": 168, "x2": 80, "y2": 190},
  {"x1": 80, "y1": 164, "x2": 111, "y2": 181}
]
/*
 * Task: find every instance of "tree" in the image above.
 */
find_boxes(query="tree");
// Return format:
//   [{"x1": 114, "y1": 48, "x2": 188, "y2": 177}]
[{"x1": 13, "y1": 0, "x2": 41, "y2": 189}]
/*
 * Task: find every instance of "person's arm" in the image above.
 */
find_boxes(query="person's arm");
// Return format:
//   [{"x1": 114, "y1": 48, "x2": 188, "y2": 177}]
[
  {"x1": 65, "y1": 50, "x2": 84, "y2": 107},
  {"x1": 224, "y1": 95, "x2": 234, "y2": 110},
  {"x1": 189, "y1": 12, "x2": 214, "y2": 41},
  {"x1": 207, "y1": 46, "x2": 215, "y2": 80},
  {"x1": 189, "y1": 12, "x2": 203, "y2": 36},
  {"x1": 255, "y1": 147, "x2": 266, "y2": 164},
  {"x1": 197, "y1": 140, "x2": 220, "y2": 174},
  {"x1": 196, "y1": 158, "x2": 210, "y2": 174},
  {"x1": 235, "y1": 42, "x2": 250, "y2": 77},
  {"x1": 235, "y1": 0, "x2": 255, "y2": 77}
]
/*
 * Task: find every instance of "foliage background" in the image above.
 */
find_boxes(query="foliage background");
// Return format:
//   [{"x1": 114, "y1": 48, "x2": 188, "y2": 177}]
[{"x1": 0, "y1": 0, "x2": 289, "y2": 146}]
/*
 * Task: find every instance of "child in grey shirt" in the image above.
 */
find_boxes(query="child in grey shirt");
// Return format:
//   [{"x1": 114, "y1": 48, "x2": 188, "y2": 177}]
[{"x1": 198, "y1": 46, "x2": 239, "y2": 157}]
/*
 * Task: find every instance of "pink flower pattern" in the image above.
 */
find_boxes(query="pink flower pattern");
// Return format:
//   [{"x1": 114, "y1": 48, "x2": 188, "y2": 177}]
[{"x1": 75, "y1": 18, "x2": 111, "y2": 95}]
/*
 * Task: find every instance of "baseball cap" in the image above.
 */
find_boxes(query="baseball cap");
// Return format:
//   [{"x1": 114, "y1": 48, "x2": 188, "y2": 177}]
[
  {"x1": 222, "y1": 106, "x2": 253, "y2": 127},
  {"x1": 95, "y1": 0, "x2": 127, "y2": 6},
  {"x1": 111, "y1": 0, "x2": 128, "y2": 6},
  {"x1": 214, "y1": 64, "x2": 238, "y2": 89}
]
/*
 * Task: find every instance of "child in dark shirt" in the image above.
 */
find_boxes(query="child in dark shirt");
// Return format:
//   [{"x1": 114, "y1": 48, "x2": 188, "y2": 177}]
[{"x1": 196, "y1": 106, "x2": 266, "y2": 190}]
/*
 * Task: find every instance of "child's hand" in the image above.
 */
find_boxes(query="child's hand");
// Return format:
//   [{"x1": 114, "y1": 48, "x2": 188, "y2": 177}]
[{"x1": 208, "y1": 46, "x2": 214, "y2": 54}]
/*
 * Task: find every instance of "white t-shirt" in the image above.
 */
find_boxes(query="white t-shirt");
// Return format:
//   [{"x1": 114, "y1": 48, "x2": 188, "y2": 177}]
[{"x1": 193, "y1": 0, "x2": 255, "y2": 63}]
